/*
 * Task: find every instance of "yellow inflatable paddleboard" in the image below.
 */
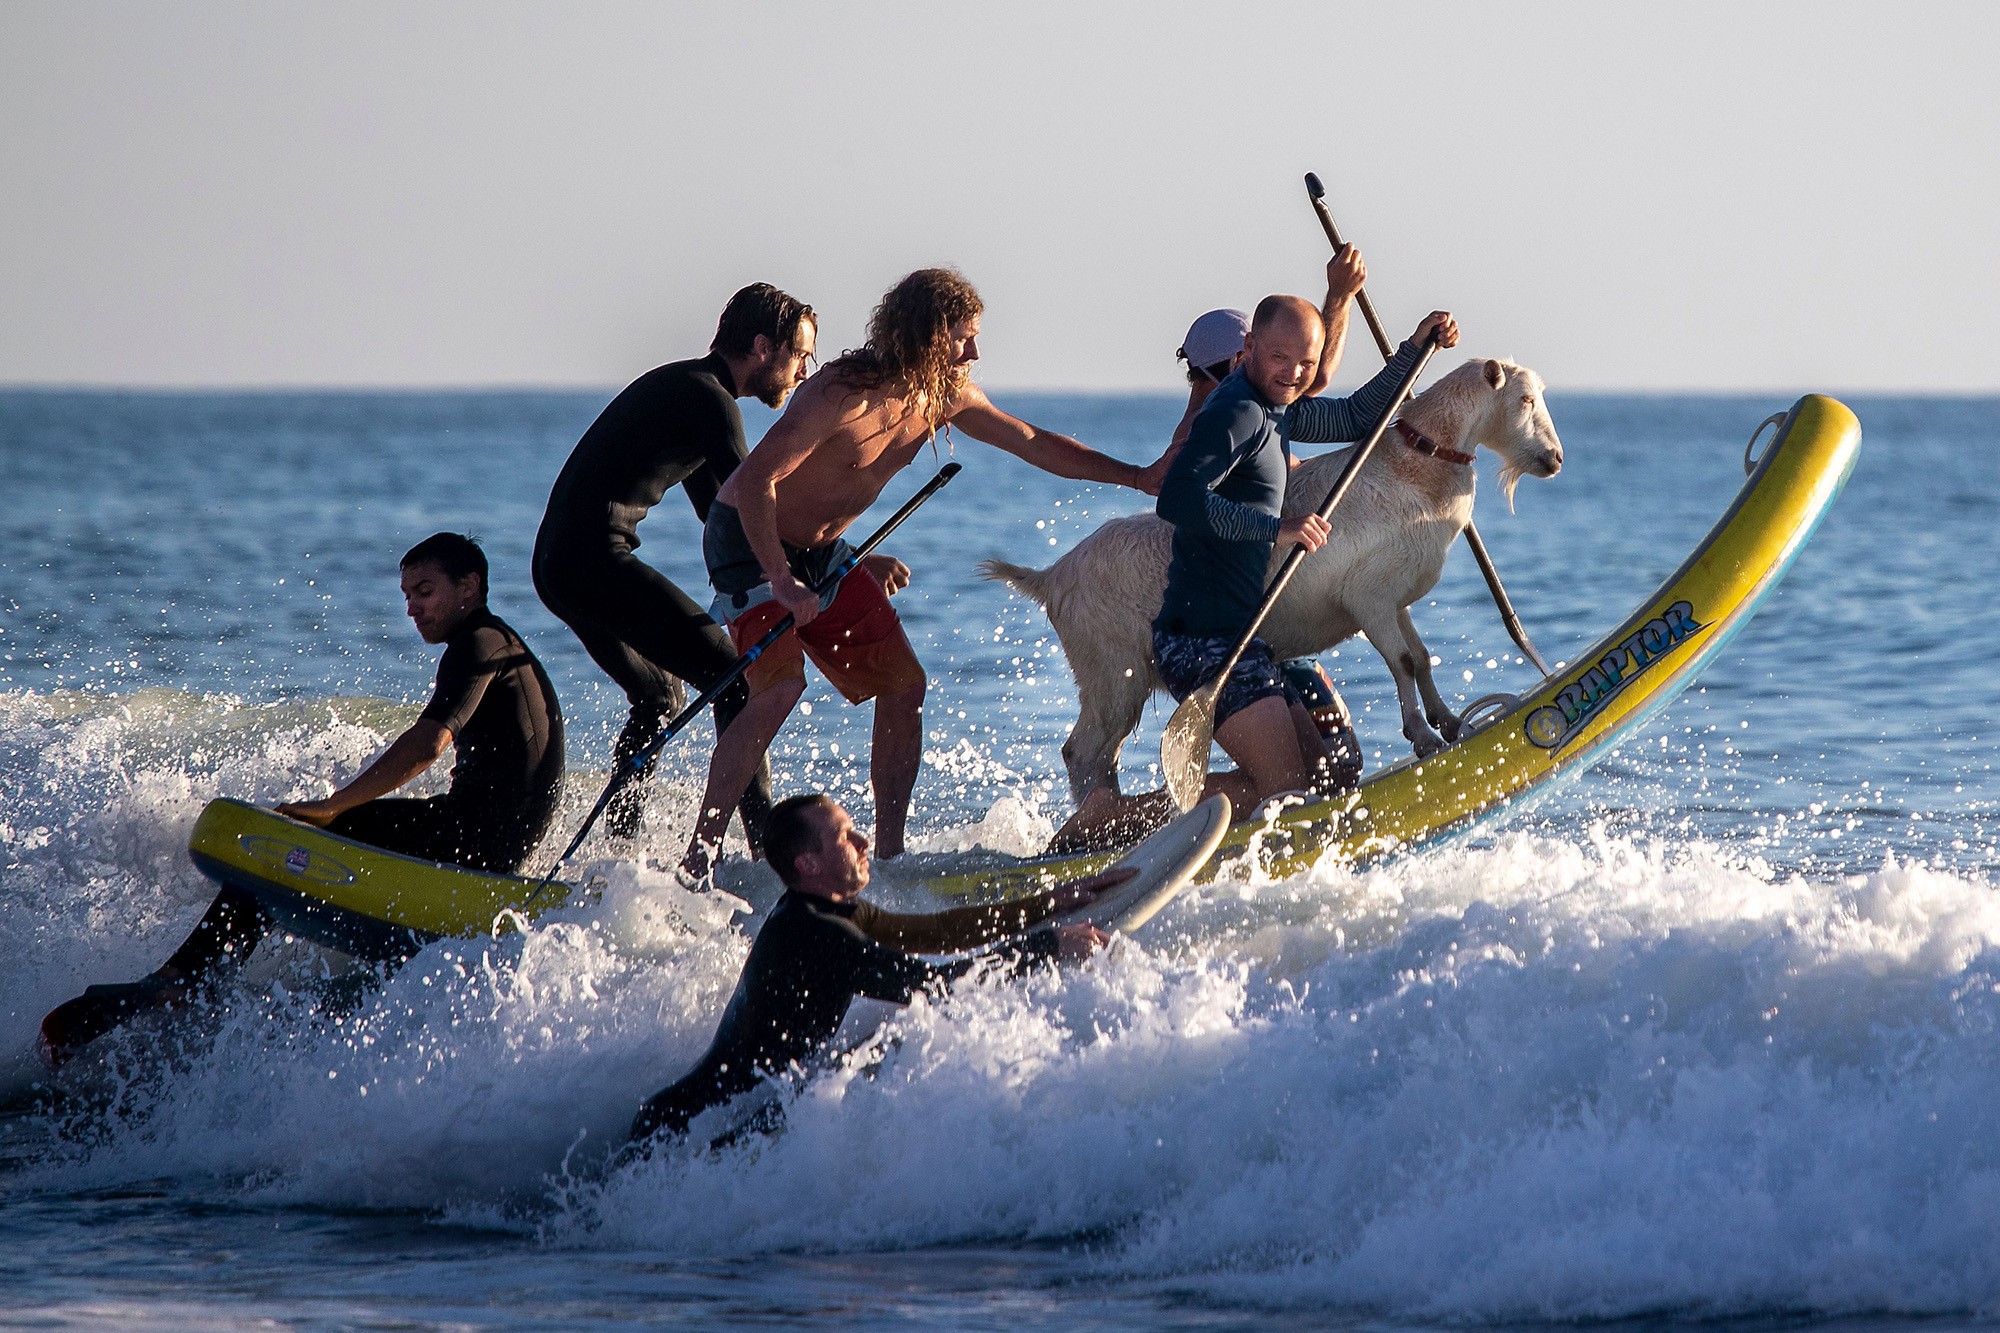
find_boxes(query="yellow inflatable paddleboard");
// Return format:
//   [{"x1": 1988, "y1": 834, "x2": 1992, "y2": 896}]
[
  {"x1": 921, "y1": 393, "x2": 1863, "y2": 899},
  {"x1": 187, "y1": 800, "x2": 582, "y2": 957}
]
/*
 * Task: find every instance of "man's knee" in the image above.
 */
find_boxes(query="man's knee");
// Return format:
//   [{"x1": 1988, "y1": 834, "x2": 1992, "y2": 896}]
[
  {"x1": 762, "y1": 676, "x2": 809, "y2": 715},
  {"x1": 711, "y1": 676, "x2": 754, "y2": 732},
  {"x1": 1215, "y1": 692, "x2": 1293, "y2": 745},
  {"x1": 1216, "y1": 695, "x2": 1312, "y2": 791},
  {"x1": 881, "y1": 675, "x2": 926, "y2": 715},
  {"x1": 716, "y1": 679, "x2": 806, "y2": 757}
]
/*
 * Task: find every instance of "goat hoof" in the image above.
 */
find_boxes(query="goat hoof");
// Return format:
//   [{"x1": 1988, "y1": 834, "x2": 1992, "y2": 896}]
[
  {"x1": 1435, "y1": 714, "x2": 1462, "y2": 745},
  {"x1": 1408, "y1": 730, "x2": 1448, "y2": 759}
]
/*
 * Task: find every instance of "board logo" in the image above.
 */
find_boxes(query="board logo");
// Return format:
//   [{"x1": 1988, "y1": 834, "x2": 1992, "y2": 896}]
[
  {"x1": 1524, "y1": 600, "x2": 1705, "y2": 751},
  {"x1": 240, "y1": 835, "x2": 358, "y2": 886}
]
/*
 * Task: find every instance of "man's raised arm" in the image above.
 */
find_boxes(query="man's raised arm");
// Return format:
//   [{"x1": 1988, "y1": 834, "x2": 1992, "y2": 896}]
[
  {"x1": 1305, "y1": 245, "x2": 1367, "y2": 399},
  {"x1": 951, "y1": 386, "x2": 1165, "y2": 495}
]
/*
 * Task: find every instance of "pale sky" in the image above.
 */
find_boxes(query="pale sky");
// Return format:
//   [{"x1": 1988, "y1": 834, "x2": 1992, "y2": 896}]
[{"x1": 3, "y1": 1, "x2": 1995, "y2": 392}]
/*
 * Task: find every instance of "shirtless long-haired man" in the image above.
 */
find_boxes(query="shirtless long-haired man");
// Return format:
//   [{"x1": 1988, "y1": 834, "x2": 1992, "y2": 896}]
[{"x1": 686, "y1": 268, "x2": 1167, "y2": 874}]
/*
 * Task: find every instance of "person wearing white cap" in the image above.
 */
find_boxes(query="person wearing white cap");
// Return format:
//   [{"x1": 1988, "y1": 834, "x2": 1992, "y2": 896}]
[
  {"x1": 1179, "y1": 307, "x2": 1251, "y2": 387},
  {"x1": 1153, "y1": 244, "x2": 1368, "y2": 472}
]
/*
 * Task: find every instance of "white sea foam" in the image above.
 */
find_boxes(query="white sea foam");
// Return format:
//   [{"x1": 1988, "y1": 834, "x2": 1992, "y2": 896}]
[{"x1": 8, "y1": 690, "x2": 2000, "y2": 1319}]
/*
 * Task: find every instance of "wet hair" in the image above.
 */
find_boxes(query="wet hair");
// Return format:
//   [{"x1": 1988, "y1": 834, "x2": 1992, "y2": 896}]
[
  {"x1": 763, "y1": 793, "x2": 835, "y2": 888},
  {"x1": 711, "y1": 283, "x2": 816, "y2": 359},
  {"x1": 828, "y1": 268, "x2": 983, "y2": 430},
  {"x1": 400, "y1": 532, "x2": 488, "y2": 596}
]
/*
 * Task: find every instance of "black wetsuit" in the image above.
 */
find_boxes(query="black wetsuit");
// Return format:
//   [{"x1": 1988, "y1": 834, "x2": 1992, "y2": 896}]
[
  {"x1": 630, "y1": 890, "x2": 1065, "y2": 1143},
  {"x1": 169, "y1": 609, "x2": 565, "y2": 973},
  {"x1": 531, "y1": 354, "x2": 771, "y2": 844}
]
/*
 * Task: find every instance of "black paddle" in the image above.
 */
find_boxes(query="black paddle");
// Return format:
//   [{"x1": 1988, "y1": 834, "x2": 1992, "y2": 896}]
[
  {"x1": 1304, "y1": 172, "x2": 1552, "y2": 677},
  {"x1": 1160, "y1": 334, "x2": 1440, "y2": 811},
  {"x1": 523, "y1": 462, "x2": 963, "y2": 905}
]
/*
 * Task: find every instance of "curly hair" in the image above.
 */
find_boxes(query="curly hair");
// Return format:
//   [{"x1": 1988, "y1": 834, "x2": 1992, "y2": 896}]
[{"x1": 829, "y1": 268, "x2": 984, "y2": 429}]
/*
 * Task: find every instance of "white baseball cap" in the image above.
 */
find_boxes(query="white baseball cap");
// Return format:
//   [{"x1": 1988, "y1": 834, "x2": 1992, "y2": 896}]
[{"x1": 1178, "y1": 308, "x2": 1250, "y2": 369}]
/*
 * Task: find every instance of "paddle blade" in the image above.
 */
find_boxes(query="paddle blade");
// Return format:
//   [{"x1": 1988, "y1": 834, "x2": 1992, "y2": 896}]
[{"x1": 1159, "y1": 686, "x2": 1219, "y2": 812}]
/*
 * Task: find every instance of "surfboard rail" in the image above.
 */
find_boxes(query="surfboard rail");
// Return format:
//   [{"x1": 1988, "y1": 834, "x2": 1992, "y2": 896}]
[{"x1": 187, "y1": 799, "x2": 582, "y2": 957}]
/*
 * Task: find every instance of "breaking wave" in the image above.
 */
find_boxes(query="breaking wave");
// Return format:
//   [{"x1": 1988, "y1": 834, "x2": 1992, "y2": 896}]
[{"x1": 7, "y1": 688, "x2": 2000, "y2": 1320}]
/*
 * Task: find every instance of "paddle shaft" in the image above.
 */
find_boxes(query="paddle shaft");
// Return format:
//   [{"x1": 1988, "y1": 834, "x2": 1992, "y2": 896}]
[
  {"x1": 1305, "y1": 176, "x2": 1396, "y2": 363},
  {"x1": 1304, "y1": 172, "x2": 1550, "y2": 676},
  {"x1": 529, "y1": 462, "x2": 963, "y2": 894},
  {"x1": 1197, "y1": 335, "x2": 1440, "y2": 699}
]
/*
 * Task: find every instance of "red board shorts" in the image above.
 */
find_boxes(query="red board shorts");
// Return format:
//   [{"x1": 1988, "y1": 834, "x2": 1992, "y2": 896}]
[{"x1": 727, "y1": 572, "x2": 926, "y2": 705}]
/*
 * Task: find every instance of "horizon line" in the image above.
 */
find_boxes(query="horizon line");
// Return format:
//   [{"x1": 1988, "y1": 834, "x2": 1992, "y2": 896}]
[{"x1": 3, "y1": 380, "x2": 1998, "y2": 400}]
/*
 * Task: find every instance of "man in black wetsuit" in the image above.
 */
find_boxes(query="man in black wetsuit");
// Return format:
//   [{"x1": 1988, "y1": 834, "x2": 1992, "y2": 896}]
[
  {"x1": 39, "y1": 533, "x2": 565, "y2": 1067},
  {"x1": 534, "y1": 283, "x2": 817, "y2": 848},
  {"x1": 628, "y1": 793, "x2": 1120, "y2": 1147}
]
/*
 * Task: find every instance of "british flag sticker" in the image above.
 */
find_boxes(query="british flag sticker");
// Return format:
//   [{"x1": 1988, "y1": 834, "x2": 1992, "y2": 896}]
[{"x1": 285, "y1": 847, "x2": 311, "y2": 874}]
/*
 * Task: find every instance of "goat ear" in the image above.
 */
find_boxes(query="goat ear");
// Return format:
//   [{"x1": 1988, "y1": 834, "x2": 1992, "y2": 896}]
[{"x1": 1483, "y1": 359, "x2": 1506, "y2": 389}]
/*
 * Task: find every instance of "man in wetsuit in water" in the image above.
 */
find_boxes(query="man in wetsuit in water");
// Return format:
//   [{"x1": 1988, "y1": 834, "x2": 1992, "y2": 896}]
[
  {"x1": 39, "y1": 533, "x2": 565, "y2": 1067},
  {"x1": 533, "y1": 284, "x2": 820, "y2": 849},
  {"x1": 628, "y1": 793, "x2": 1120, "y2": 1147}
]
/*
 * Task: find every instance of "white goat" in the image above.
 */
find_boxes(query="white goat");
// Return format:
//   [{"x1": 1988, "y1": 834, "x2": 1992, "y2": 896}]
[{"x1": 982, "y1": 358, "x2": 1563, "y2": 802}]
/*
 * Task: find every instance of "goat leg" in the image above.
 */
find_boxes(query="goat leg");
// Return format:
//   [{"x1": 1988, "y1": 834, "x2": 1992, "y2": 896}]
[
  {"x1": 1398, "y1": 606, "x2": 1462, "y2": 744},
  {"x1": 1357, "y1": 607, "x2": 1449, "y2": 758},
  {"x1": 1061, "y1": 678, "x2": 1148, "y2": 804}
]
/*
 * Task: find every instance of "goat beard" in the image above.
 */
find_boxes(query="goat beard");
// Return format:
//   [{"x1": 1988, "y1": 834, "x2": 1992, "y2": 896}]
[{"x1": 1498, "y1": 461, "x2": 1526, "y2": 513}]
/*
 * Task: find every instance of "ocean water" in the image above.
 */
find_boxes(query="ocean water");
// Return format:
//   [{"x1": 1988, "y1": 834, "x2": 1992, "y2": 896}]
[{"x1": 1, "y1": 383, "x2": 1997, "y2": 1329}]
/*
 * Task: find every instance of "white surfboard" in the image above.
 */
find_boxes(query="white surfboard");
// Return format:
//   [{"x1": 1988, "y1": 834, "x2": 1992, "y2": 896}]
[{"x1": 1055, "y1": 793, "x2": 1231, "y2": 935}]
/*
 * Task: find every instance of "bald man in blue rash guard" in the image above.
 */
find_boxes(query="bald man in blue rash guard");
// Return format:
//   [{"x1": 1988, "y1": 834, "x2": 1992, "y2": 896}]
[
  {"x1": 628, "y1": 792, "x2": 1122, "y2": 1149},
  {"x1": 1151, "y1": 297, "x2": 1459, "y2": 811}
]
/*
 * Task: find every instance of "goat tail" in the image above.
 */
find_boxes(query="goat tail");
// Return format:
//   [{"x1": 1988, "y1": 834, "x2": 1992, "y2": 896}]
[{"x1": 976, "y1": 556, "x2": 1054, "y2": 605}]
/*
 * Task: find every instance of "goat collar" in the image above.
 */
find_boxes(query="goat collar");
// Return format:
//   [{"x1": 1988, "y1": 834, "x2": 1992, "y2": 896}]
[{"x1": 1393, "y1": 418, "x2": 1476, "y2": 467}]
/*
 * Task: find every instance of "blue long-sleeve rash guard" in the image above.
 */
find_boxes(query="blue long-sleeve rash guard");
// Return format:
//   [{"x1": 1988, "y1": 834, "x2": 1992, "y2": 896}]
[{"x1": 1154, "y1": 341, "x2": 1425, "y2": 638}]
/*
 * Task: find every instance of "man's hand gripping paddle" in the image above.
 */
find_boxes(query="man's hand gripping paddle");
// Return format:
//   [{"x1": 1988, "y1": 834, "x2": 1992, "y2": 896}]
[
  {"x1": 1303, "y1": 172, "x2": 1551, "y2": 678},
  {"x1": 523, "y1": 463, "x2": 963, "y2": 907},
  {"x1": 1159, "y1": 336, "x2": 1440, "y2": 812}
]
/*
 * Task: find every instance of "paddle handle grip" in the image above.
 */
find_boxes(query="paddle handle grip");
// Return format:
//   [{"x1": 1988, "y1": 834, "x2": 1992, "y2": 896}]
[{"x1": 1305, "y1": 173, "x2": 1395, "y2": 363}]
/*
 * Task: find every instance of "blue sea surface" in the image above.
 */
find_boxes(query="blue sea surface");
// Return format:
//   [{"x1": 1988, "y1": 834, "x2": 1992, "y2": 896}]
[{"x1": 2, "y1": 384, "x2": 1998, "y2": 1329}]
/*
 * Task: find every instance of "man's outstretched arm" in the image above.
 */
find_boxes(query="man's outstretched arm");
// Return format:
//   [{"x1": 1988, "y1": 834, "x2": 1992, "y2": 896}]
[{"x1": 952, "y1": 385, "x2": 1165, "y2": 494}]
